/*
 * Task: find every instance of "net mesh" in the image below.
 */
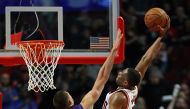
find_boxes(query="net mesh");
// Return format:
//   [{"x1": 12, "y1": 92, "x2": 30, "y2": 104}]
[{"x1": 16, "y1": 40, "x2": 64, "y2": 92}]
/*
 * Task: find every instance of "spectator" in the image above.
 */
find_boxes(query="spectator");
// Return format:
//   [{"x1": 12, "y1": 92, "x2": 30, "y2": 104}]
[
  {"x1": 134, "y1": 97, "x2": 147, "y2": 109},
  {"x1": 174, "y1": 97, "x2": 189, "y2": 109},
  {"x1": 0, "y1": 73, "x2": 19, "y2": 109},
  {"x1": 142, "y1": 66, "x2": 172, "y2": 109},
  {"x1": 14, "y1": 88, "x2": 38, "y2": 109}
]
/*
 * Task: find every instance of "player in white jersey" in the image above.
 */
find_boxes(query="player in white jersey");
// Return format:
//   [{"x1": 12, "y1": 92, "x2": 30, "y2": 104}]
[
  {"x1": 103, "y1": 86, "x2": 138, "y2": 109},
  {"x1": 102, "y1": 18, "x2": 170, "y2": 109}
]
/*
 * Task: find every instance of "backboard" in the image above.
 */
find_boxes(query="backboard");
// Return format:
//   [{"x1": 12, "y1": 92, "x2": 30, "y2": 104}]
[{"x1": 0, "y1": 0, "x2": 125, "y2": 65}]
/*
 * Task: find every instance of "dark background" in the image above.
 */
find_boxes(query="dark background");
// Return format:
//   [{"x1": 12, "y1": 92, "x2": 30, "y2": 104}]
[{"x1": 0, "y1": 0, "x2": 190, "y2": 109}]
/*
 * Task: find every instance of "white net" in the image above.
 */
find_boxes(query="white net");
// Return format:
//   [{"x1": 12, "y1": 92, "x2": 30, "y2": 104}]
[{"x1": 16, "y1": 41, "x2": 64, "y2": 92}]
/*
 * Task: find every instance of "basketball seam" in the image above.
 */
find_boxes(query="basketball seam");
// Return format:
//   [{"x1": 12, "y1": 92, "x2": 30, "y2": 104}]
[
  {"x1": 145, "y1": 14, "x2": 162, "y2": 28},
  {"x1": 152, "y1": 8, "x2": 167, "y2": 27}
]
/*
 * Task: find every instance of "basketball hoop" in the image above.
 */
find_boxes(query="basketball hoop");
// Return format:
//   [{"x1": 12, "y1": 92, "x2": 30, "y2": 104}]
[{"x1": 16, "y1": 40, "x2": 64, "y2": 92}]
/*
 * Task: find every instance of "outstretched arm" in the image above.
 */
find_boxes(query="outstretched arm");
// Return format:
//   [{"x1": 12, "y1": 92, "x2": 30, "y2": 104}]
[
  {"x1": 135, "y1": 37, "x2": 163, "y2": 79},
  {"x1": 135, "y1": 17, "x2": 170, "y2": 80},
  {"x1": 81, "y1": 30, "x2": 123, "y2": 109}
]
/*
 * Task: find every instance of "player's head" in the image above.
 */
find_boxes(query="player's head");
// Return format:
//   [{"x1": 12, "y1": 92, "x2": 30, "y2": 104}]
[
  {"x1": 116, "y1": 68, "x2": 141, "y2": 89},
  {"x1": 53, "y1": 90, "x2": 74, "y2": 109}
]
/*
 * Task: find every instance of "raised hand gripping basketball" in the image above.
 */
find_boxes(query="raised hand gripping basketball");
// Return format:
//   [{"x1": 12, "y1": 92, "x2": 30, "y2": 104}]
[
  {"x1": 158, "y1": 15, "x2": 170, "y2": 37},
  {"x1": 144, "y1": 8, "x2": 170, "y2": 37}
]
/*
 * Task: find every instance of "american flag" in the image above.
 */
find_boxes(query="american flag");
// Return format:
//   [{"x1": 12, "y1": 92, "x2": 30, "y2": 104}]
[{"x1": 90, "y1": 37, "x2": 110, "y2": 49}]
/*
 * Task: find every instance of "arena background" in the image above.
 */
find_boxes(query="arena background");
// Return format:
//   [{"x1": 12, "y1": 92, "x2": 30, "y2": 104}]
[{"x1": 0, "y1": 0, "x2": 190, "y2": 109}]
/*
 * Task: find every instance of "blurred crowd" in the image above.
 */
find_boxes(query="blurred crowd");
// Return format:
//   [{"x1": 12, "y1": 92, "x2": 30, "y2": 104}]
[{"x1": 1, "y1": 0, "x2": 190, "y2": 109}]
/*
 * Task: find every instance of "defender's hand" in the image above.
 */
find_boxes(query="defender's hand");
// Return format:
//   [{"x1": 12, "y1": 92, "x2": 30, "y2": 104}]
[{"x1": 112, "y1": 29, "x2": 123, "y2": 51}]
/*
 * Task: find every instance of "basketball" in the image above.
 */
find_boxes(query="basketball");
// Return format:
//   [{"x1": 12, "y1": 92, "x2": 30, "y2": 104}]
[{"x1": 144, "y1": 8, "x2": 169, "y2": 32}]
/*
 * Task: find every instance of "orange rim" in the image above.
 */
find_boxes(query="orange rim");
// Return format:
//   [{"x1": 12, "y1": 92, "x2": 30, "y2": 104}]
[{"x1": 16, "y1": 40, "x2": 64, "y2": 48}]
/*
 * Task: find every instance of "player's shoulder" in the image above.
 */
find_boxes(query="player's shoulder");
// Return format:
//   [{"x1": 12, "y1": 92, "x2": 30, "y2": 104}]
[{"x1": 110, "y1": 91, "x2": 128, "y2": 102}]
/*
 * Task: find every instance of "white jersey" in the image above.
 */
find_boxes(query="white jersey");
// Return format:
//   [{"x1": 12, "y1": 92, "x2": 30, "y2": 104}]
[{"x1": 102, "y1": 86, "x2": 138, "y2": 109}]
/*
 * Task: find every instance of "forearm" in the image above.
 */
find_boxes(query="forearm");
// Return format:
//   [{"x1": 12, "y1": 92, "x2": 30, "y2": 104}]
[
  {"x1": 143, "y1": 37, "x2": 163, "y2": 63},
  {"x1": 146, "y1": 37, "x2": 162, "y2": 55},
  {"x1": 102, "y1": 49, "x2": 117, "y2": 78},
  {"x1": 135, "y1": 37, "x2": 163, "y2": 79},
  {"x1": 94, "y1": 49, "x2": 117, "y2": 88}
]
